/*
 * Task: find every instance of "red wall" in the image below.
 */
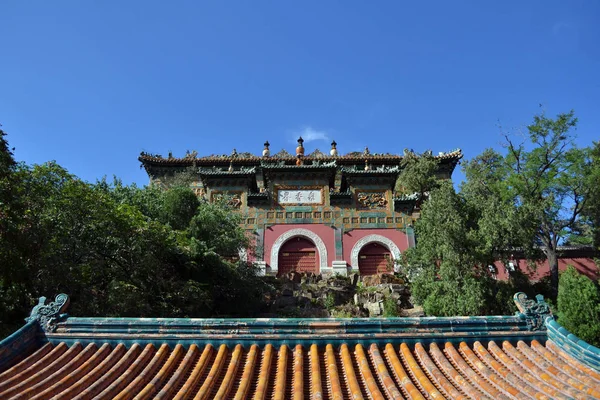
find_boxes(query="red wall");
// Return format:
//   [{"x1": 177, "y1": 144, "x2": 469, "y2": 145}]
[
  {"x1": 493, "y1": 257, "x2": 599, "y2": 281},
  {"x1": 264, "y1": 224, "x2": 335, "y2": 269},
  {"x1": 342, "y1": 229, "x2": 409, "y2": 265}
]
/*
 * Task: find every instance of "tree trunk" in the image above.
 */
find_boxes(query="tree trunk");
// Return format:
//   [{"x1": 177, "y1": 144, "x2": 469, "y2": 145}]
[{"x1": 547, "y1": 249, "x2": 559, "y2": 298}]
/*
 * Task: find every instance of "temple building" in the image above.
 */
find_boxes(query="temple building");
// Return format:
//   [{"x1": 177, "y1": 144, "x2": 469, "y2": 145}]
[
  {"x1": 1, "y1": 292, "x2": 599, "y2": 399},
  {"x1": 139, "y1": 139, "x2": 463, "y2": 276}
]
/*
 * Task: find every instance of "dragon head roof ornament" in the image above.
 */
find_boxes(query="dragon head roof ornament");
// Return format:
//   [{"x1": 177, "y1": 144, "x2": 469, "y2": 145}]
[
  {"x1": 513, "y1": 292, "x2": 553, "y2": 331},
  {"x1": 25, "y1": 293, "x2": 70, "y2": 332}
]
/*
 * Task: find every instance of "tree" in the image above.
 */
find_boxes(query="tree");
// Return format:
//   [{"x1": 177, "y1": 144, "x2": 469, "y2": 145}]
[
  {"x1": 404, "y1": 181, "x2": 496, "y2": 316},
  {"x1": 557, "y1": 266, "x2": 600, "y2": 346},
  {"x1": 461, "y1": 149, "x2": 542, "y2": 265},
  {"x1": 396, "y1": 151, "x2": 441, "y2": 199},
  {"x1": 403, "y1": 150, "x2": 543, "y2": 316},
  {"x1": 0, "y1": 131, "x2": 268, "y2": 325},
  {"x1": 499, "y1": 110, "x2": 595, "y2": 296},
  {"x1": 581, "y1": 141, "x2": 600, "y2": 249}
]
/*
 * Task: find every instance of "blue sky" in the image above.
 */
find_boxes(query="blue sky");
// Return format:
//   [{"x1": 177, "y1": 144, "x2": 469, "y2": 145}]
[{"x1": 1, "y1": 1, "x2": 598, "y2": 185}]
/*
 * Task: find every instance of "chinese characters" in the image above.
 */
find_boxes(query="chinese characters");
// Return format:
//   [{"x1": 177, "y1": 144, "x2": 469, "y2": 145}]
[{"x1": 278, "y1": 190, "x2": 321, "y2": 204}]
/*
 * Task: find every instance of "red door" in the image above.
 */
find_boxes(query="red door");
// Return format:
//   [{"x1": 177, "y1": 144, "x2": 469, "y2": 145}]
[
  {"x1": 358, "y1": 243, "x2": 392, "y2": 275},
  {"x1": 278, "y1": 237, "x2": 318, "y2": 276}
]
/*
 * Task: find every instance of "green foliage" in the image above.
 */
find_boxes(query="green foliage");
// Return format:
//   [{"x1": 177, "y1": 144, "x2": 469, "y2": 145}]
[
  {"x1": 355, "y1": 283, "x2": 379, "y2": 295},
  {"x1": 557, "y1": 266, "x2": 600, "y2": 347},
  {"x1": 405, "y1": 182, "x2": 493, "y2": 316},
  {"x1": 0, "y1": 131, "x2": 267, "y2": 324},
  {"x1": 159, "y1": 186, "x2": 200, "y2": 230},
  {"x1": 400, "y1": 110, "x2": 599, "y2": 315},
  {"x1": 499, "y1": 110, "x2": 595, "y2": 295},
  {"x1": 382, "y1": 296, "x2": 400, "y2": 317},
  {"x1": 458, "y1": 110, "x2": 597, "y2": 298},
  {"x1": 331, "y1": 310, "x2": 352, "y2": 318},
  {"x1": 396, "y1": 151, "x2": 440, "y2": 197},
  {"x1": 189, "y1": 201, "x2": 248, "y2": 257},
  {"x1": 324, "y1": 292, "x2": 336, "y2": 310},
  {"x1": 580, "y1": 141, "x2": 600, "y2": 249},
  {"x1": 404, "y1": 179, "x2": 531, "y2": 316}
]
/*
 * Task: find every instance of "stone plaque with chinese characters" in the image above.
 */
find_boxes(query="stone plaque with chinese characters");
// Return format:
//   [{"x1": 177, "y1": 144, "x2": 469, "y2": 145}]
[{"x1": 278, "y1": 189, "x2": 322, "y2": 204}]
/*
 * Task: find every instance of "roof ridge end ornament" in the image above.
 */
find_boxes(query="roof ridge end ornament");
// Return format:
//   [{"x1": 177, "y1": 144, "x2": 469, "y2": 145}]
[
  {"x1": 25, "y1": 293, "x2": 70, "y2": 332},
  {"x1": 330, "y1": 140, "x2": 338, "y2": 156},
  {"x1": 513, "y1": 292, "x2": 553, "y2": 331},
  {"x1": 296, "y1": 137, "x2": 305, "y2": 157}
]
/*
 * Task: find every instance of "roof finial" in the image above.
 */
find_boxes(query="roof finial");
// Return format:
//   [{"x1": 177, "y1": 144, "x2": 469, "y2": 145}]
[
  {"x1": 364, "y1": 159, "x2": 371, "y2": 171},
  {"x1": 263, "y1": 141, "x2": 270, "y2": 157},
  {"x1": 363, "y1": 146, "x2": 370, "y2": 156},
  {"x1": 228, "y1": 161, "x2": 234, "y2": 172},
  {"x1": 296, "y1": 137, "x2": 305, "y2": 156},
  {"x1": 330, "y1": 140, "x2": 338, "y2": 156}
]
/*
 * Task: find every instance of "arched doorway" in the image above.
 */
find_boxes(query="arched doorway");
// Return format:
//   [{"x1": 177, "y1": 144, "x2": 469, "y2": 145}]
[
  {"x1": 277, "y1": 237, "x2": 318, "y2": 276},
  {"x1": 358, "y1": 242, "x2": 392, "y2": 275},
  {"x1": 350, "y1": 234, "x2": 401, "y2": 274}
]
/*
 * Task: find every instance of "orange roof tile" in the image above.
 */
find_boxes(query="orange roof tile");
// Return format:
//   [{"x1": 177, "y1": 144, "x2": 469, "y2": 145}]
[
  {"x1": 1, "y1": 339, "x2": 599, "y2": 399},
  {"x1": 1, "y1": 292, "x2": 599, "y2": 399}
]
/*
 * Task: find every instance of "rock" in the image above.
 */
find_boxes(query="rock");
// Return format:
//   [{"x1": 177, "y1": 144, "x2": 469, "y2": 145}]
[
  {"x1": 365, "y1": 301, "x2": 383, "y2": 317},
  {"x1": 282, "y1": 288, "x2": 294, "y2": 297},
  {"x1": 297, "y1": 296, "x2": 312, "y2": 307},
  {"x1": 389, "y1": 284, "x2": 409, "y2": 295},
  {"x1": 402, "y1": 305, "x2": 424, "y2": 317},
  {"x1": 273, "y1": 296, "x2": 297, "y2": 308},
  {"x1": 361, "y1": 275, "x2": 380, "y2": 286},
  {"x1": 300, "y1": 272, "x2": 318, "y2": 284},
  {"x1": 289, "y1": 272, "x2": 302, "y2": 284},
  {"x1": 331, "y1": 288, "x2": 353, "y2": 306},
  {"x1": 349, "y1": 273, "x2": 360, "y2": 286}
]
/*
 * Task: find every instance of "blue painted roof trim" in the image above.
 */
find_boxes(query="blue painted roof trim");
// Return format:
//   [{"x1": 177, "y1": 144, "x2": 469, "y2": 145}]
[
  {"x1": 546, "y1": 317, "x2": 600, "y2": 371},
  {"x1": 10, "y1": 292, "x2": 553, "y2": 350},
  {"x1": 42, "y1": 313, "x2": 548, "y2": 347},
  {"x1": 0, "y1": 320, "x2": 43, "y2": 371}
]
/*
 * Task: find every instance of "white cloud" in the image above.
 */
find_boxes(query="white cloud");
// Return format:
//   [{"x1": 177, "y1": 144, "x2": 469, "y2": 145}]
[
  {"x1": 294, "y1": 127, "x2": 330, "y2": 143},
  {"x1": 552, "y1": 21, "x2": 569, "y2": 36}
]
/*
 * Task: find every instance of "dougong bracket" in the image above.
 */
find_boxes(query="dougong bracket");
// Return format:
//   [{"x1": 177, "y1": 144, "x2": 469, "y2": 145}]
[
  {"x1": 25, "y1": 294, "x2": 70, "y2": 332},
  {"x1": 514, "y1": 292, "x2": 553, "y2": 331}
]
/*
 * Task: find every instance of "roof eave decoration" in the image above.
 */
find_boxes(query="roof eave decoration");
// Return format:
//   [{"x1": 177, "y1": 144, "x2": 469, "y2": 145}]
[
  {"x1": 513, "y1": 292, "x2": 553, "y2": 331},
  {"x1": 25, "y1": 294, "x2": 70, "y2": 333},
  {"x1": 260, "y1": 160, "x2": 337, "y2": 169},
  {"x1": 139, "y1": 149, "x2": 463, "y2": 165},
  {"x1": 329, "y1": 189, "x2": 352, "y2": 197},
  {"x1": 393, "y1": 193, "x2": 420, "y2": 214},
  {"x1": 394, "y1": 193, "x2": 420, "y2": 202},
  {"x1": 341, "y1": 165, "x2": 400, "y2": 175},
  {"x1": 197, "y1": 166, "x2": 257, "y2": 176}
]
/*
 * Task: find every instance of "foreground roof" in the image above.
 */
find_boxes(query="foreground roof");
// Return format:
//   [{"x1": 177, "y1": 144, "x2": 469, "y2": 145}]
[{"x1": 0, "y1": 293, "x2": 598, "y2": 399}]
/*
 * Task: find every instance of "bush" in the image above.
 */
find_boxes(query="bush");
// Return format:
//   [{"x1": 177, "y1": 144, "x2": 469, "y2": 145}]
[
  {"x1": 324, "y1": 293, "x2": 336, "y2": 310},
  {"x1": 557, "y1": 266, "x2": 600, "y2": 346},
  {"x1": 383, "y1": 296, "x2": 400, "y2": 317}
]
